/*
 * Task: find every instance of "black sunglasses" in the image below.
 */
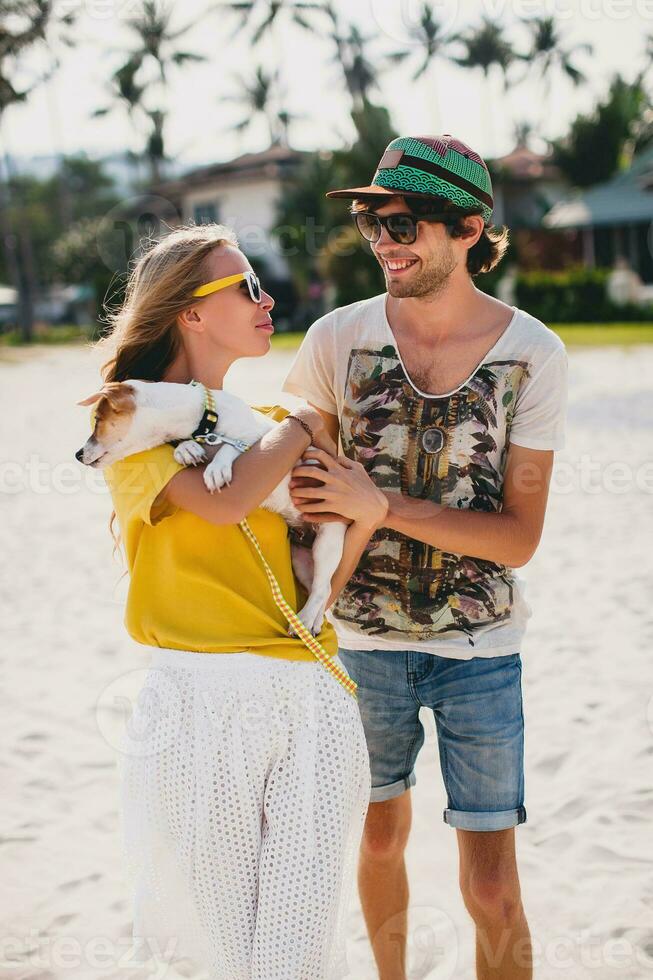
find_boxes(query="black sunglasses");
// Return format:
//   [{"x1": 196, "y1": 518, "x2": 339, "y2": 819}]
[{"x1": 354, "y1": 210, "x2": 456, "y2": 245}]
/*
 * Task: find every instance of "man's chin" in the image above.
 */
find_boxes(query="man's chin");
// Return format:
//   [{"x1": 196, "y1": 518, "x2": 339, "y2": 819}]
[{"x1": 386, "y1": 277, "x2": 418, "y2": 298}]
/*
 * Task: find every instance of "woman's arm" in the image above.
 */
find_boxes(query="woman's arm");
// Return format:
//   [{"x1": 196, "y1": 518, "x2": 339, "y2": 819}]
[{"x1": 161, "y1": 406, "x2": 329, "y2": 526}]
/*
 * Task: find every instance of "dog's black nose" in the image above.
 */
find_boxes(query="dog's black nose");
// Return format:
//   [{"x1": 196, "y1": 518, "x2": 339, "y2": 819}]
[{"x1": 75, "y1": 448, "x2": 84, "y2": 462}]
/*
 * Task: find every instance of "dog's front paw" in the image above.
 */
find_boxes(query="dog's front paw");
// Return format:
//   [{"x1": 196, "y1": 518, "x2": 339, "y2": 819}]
[
  {"x1": 204, "y1": 462, "x2": 230, "y2": 493},
  {"x1": 290, "y1": 600, "x2": 326, "y2": 638},
  {"x1": 174, "y1": 440, "x2": 207, "y2": 466},
  {"x1": 203, "y1": 452, "x2": 235, "y2": 493}
]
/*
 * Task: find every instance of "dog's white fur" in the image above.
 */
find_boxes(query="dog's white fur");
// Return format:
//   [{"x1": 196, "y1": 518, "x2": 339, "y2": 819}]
[{"x1": 76, "y1": 380, "x2": 346, "y2": 636}]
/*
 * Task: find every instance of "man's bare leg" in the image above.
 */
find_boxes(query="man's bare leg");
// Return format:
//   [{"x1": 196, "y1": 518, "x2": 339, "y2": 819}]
[
  {"x1": 357, "y1": 791, "x2": 413, "y2": 980},
  {"x1": 457, "y1": 828, "x2": 532, "y2": 979}
]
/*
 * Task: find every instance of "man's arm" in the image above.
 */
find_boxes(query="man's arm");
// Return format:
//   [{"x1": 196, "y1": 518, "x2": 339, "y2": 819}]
[
  {"x1": 309, "y1": 404, "x2": 339, "y2": 445},
  {"x1": 381, "y1": 444, "x2": 555, "y2": 568},
  {"x1": 291, "y1": 443, "x2": 555, "y2": 568}
]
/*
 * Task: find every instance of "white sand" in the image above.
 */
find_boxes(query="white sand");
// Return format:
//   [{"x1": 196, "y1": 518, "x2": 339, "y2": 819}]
[{"x1": 1, "y1": 341, "x2": 652, "y2": 979}]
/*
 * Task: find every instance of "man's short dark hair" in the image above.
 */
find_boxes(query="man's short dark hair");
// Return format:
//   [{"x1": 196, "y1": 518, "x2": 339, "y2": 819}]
[{"x1": 351, "y1": 194, "x2": 509, "y2": 277}]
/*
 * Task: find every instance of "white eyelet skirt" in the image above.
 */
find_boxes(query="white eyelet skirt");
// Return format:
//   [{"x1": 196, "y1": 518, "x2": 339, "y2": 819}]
[{"x1": 117, "y1": 647, "x2": 371, "y2": 980}]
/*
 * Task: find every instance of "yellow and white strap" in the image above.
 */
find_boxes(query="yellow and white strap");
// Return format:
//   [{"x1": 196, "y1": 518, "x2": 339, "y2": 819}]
[{"x1": 238, "y1": 518, "x2": 358, "y2": 699}]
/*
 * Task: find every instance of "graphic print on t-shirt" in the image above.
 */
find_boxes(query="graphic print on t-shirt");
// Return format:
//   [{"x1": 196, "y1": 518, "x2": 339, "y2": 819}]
[{"x1": 332, "y1": 344, "x2": 531, "y2": 644}]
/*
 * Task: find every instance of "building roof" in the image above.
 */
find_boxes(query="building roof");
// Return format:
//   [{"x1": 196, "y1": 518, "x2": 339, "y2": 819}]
[
  {"x1": 153, "y1": 145, "x2": 306, "y2": 197},
  {"x1": 489, "y1": 143, "x2": 562, "y2": 182},
  {"x1": 543, "y1": 143, "x2": 653, "y2": 229}
]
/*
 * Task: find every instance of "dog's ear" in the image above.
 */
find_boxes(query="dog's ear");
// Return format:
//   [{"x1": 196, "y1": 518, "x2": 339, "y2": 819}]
[
  {"x1": 103, "y1": 382, "x2": 136, "y2": 413},
  {"x1": 77, "y1": 391, "x2": 105, "y2": 406}
]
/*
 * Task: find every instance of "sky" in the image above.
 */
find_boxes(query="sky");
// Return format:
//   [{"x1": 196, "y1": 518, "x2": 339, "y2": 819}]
[{"x1": 1, "y1": 0, "x2": 651, "y2": 174}]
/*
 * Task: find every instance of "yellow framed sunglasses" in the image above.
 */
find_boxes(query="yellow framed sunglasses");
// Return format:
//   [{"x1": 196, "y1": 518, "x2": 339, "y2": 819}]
[{"x1": 192, "y1": 270, "x2": 262, "y2": 303}]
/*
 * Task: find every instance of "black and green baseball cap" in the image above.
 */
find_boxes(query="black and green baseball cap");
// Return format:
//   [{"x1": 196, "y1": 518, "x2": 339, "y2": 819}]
[{"x1": 326, "y1": 134, "x2": 494, "y2": 224}]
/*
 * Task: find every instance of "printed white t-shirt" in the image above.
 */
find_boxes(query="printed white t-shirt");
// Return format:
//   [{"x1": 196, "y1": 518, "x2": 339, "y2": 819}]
[{"x1": 281, "y1": 292, "x2": 568, "y2": 659}]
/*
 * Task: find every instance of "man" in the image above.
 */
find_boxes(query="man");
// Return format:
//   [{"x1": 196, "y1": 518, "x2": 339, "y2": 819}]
[{"x1": 282, "y1": 134, "x2": 568, "y2": 980}]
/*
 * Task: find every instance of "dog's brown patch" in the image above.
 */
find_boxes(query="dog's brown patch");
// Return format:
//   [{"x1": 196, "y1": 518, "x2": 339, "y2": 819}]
[{"x1": 80, "y1": 382, "x2": 137, "y2": 446}]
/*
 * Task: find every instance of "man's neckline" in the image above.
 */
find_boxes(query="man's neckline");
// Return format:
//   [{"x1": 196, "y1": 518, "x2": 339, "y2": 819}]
[{"x1": 380, "y1": 294, "x2": 520, "y2": 399}]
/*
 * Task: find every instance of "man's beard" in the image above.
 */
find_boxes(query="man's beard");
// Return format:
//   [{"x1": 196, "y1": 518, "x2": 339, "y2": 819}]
[{"x1": 384, "y1": 245, "x2": 457, "y2": 299}]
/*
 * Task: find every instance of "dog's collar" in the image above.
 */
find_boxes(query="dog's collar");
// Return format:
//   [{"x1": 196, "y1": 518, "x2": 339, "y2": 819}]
[{"x1": 189, "y1": 379, "x2": 219, "y2": 443}]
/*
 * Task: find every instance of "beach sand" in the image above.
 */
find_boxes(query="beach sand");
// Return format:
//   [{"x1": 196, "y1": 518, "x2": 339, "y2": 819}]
[{"x1": 1, "y1": 341, "x2": 652, "y2": 979}]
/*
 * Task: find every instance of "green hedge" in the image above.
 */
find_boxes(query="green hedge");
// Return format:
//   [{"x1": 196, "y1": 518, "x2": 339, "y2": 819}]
[{"x1": 513, "y1": 266, "x2": 653, "y2": 322}]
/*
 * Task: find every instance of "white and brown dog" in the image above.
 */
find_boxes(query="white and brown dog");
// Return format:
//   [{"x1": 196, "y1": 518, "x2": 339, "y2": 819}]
[{"x1": 75, "y1": 380, "x2": 346, "y2": 636}]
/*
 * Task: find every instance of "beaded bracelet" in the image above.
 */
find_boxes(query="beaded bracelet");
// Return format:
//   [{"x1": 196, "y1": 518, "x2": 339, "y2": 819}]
[{"x1": 285, "y1": 413, "x2": 314, "y2": 444}]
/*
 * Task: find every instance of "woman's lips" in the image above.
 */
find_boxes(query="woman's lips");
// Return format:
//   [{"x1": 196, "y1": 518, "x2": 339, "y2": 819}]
[{"x1": 255, "y1": 321, "x2": 274, "y2": 333}]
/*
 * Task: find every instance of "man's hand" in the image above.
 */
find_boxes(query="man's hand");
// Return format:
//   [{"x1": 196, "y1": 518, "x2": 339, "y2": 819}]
[{"x1": 289, "y1": 449, "x2": 388, "y2": 530}]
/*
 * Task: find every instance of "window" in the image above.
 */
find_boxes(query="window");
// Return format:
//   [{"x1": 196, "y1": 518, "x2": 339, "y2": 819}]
[{"x1": 193, "y1": 201, "x2": 218, "y2": 224}]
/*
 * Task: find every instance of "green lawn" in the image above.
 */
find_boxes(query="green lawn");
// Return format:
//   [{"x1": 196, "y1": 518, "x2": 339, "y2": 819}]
[
  {"x1": 272, "y1": 323, "x2": 653, "y2": 350},
  {"x1": 2, "y1": 322, "x2": 653, "y2": 350},
  {"x1": 550, "y1": 324, "x2": 653, "y2": 345}
]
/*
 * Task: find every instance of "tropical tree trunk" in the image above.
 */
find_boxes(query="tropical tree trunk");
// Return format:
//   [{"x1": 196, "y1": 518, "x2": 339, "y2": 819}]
[
  {"x1": 482, "y1": 68, "x2": 497, "y2": 158},
  {"x1": 0, "y1": 159, "x2": 23, "y2": 331},
  {"x1": 0, "y1": 141, "x2": 37, "y2": 342},
  {"x1": 427, "y1": 59, "x2": 441, "y2": 133}
]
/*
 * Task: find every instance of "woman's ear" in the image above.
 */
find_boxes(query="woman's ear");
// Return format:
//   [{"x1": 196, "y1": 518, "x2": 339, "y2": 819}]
[{"x1": 177, "y1": 305, "x2": 203, "y2": 334}]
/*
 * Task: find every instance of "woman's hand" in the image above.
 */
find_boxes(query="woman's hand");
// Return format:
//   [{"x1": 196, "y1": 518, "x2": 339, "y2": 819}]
[{"x1": 289, "y1": 448, "x2": 389, "y2": 530}]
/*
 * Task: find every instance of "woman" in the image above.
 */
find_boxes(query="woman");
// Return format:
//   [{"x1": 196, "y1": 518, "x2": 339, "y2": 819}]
[{"x1": 93, "y1": 223, "x2": 387, "y2": 979}]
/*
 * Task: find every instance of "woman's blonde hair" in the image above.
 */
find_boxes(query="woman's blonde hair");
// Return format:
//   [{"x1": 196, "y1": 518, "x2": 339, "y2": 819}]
[
  {"x1": 95, "y1": 222, "x2": 239, "y2": 554},
  {"x1": 97, "y1": 222, "x2": 239, "y2": 383}
]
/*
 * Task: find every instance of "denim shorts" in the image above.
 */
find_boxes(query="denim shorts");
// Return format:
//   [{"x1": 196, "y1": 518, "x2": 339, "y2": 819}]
[{"x1": 338, "y1": 647, "x2": 527, "y2": 832}]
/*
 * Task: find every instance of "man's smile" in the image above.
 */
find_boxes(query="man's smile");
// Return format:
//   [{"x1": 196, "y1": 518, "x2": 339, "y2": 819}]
[{"x1": 380, "y1": 256, "x2": 420, "y2": 275}]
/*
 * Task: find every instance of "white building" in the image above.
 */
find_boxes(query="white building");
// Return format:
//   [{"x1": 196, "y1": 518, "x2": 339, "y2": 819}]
[{"x1": 153, "y1": 146, "x2": 305, "y2": 281}]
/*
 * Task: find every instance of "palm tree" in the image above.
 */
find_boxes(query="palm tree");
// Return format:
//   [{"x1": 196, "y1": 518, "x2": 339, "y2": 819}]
[
  {"x1": 93, "y1": 55, "x2": 146, "y2": 182},
  {"x1": 0, "y1": 0, "x2": 75, "y2": 341},
  {"x1": 519, "y1": 16, "x2": 591, "y2": 86},
  {"x1": 517, "y1": 16, "x2": 592, "y2": 137},
  {"x1": 512, "y1": 120, "x2": 533, "y2": 148},
  {"x1": 222, "y1": 66, "x2": 298, "y2": 146},
  {"x1": 126, "y1": 0, "x2": 205, "y2": 78},
  {"x1": 93, "y1": 1, "x2": 204, "y2": 184},
  {"x1": 453, "y1": 17, "x2": 516, "y2": 157},
  {"x1": 223, "y1": 0, "x2": 323, "y2": 44},
  {"x1": 338, "y1": 23, "x2": 378, "y2": 110},
  {"x1": 387, "y1": 3, "x2": 456, "y2": 130},
  {"x1": 320, "y1": 2, "x2": 380, "y2": 114},
  {"x1": 221, "y1": 0, "x2": 322, "y2": 150}
]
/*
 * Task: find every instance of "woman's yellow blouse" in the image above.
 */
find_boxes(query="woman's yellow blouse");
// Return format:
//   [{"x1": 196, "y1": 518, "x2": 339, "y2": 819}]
[{"x1": 103, "y1": 404, "x2": 337, "y2": 660}]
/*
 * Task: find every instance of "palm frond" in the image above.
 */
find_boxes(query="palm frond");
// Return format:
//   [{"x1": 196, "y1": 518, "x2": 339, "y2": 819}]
[{"x1": 170, "y1": 50, "x2": 206, "y2": 65}]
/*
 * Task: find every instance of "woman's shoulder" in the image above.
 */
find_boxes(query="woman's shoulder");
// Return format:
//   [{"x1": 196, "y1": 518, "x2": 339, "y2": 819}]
[
  {"x1": 251, "y1": 404, "x2": 291, "y2": 423},
  {"x1": 103, "y1": 442, "x2": 184, "y2": 528}
]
